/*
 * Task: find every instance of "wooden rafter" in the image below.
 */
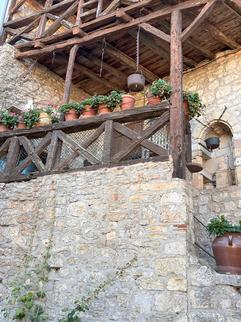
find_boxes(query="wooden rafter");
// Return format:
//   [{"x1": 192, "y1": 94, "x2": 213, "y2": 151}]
[
  {"x1": 206, "y1": 21, "x2": 240, "y2": 49},
  {"x1": 181, "y1": 0, "x2": 217, "y2": 41},
  {"x1": 101, "y1": 0, "x2": 120, "y2": 15},
  {"x1": 140, "y1": 23, "x2": 171, "y2": 43},
  {"x1": 223, "y1": 0, "x2": 241, "y2": 17},
  {"x1": 63, "y1": 44, "x2": 79, "y2": 103},
  {"x1": 11, "y1": 0, "x2": 27, "y2": 15},
  {"x1": 36, "y1": 0, "x2": 53, "y2": 39}
]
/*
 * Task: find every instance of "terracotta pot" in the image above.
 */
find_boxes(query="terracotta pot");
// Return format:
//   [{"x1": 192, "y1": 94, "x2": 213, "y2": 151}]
[
  {"x1": 212, "y1": 233, "x2": 241, "y2": 275},
  {"x1": 146, "y1": 94, "x2": 161, "y2": 106},
  {"x1": 121, "y1": 95, "x2": 135, "y2": 110},
  {"x1": 0, "y1": 123, "x2": 9, "y2": 132},
  {"x1": 36, "y1": 112, "x2": 52, "y2": 127},
  {"x1": 64, "y1": 109, "x2": 78, "y2": 121},
  {"x1": 98, "y1": 104, "x2": 111, "y2": 115},
  {"x1": 81, "y1": 105, "x2": 96, "y2": 118},
  {"x1": 183, "y1": 99, "x2": 189, "y2": 119},
  {"x1": 16, "y1": 122, "x2": 26, "y2": 129}
]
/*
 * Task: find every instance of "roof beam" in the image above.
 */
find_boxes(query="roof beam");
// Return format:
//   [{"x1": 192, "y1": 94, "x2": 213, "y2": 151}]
[
  {"x1": 8, "y1": 16, "x2": 40, "y2": 45},
  {"x1": 140, "y1": 23, "x2": 171, "y2": 43},
  {"x1": 223, "y1": 0, "x2": 241, "y2": 16},
  {"x1": 181, "y1": 0, "x2": 217, "y2": 41},
  {"x1": 15, "y1": 0, "x2": 209, "y2": 59},
  {"x1": 206, "y1": 22, "x2": 240, "y2": 49}
]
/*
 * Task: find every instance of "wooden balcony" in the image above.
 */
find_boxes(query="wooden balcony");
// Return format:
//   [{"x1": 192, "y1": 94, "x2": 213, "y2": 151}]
[{"x1": 0, "y1": 103, "x2": 170, "y2": 183}]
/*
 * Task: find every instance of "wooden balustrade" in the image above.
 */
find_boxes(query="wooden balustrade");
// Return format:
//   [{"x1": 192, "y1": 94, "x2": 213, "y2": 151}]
[{"x1": 0, "y1": 103, "x2": 170, "y2": 183}]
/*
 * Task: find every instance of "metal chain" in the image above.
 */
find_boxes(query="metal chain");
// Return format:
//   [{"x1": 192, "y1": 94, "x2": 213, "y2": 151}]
[
  {"x1": 99, "y1": 38, "x2": 106, "y2": 77},
  {"x1": 136, "y1": 26, "x2": 140, "y2": 72}
]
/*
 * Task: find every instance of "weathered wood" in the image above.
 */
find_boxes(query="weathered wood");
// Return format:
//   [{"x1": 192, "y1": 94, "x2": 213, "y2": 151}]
[
  {"x1": 170, "y1": 9, "x2": 185, "y2": 179},
  {"x1": 5, "y1": 27, "x2": 33, "y2": 40},
  {"x1": 181, "y1": 0, "x2": 217, "y2": 41},
  {"x1": 102, "y1": 120, "x2": 113, "y2": 164},
  {"x1": 223, "y1": 0, "x2": 241, "y2": 17},
  {"x1": 96, "y1": 0, "x2": 104, "y2": 17},
  {"x1": 19, "y1": 136, "x2": 45, "y2": 172},
  {"x1": 76, "y1": 0, "x2": 85, "y2": 25},
  {"x1": 185, "y1": 37, "x2": 215, "y2": 60},
  {"x1": 45, "y1": 132, "x2": 59, "y2": 170},
  {"x1": 206, "y1": 22, "x2": 240, "y2": 49},
  {"x1": 11, "y1": 0, "x2": 27, "y2": 14},
  {"x1": 0, "y1": 105, "x2": 169, "y2": 140},
  {"x1": 4, "y1": 0, "x2": 76, "y2": 29},
  {"x1": 15, "y1": 0, "x2": 210, "y2": 58},
  {"x1": 36, "y1": 0, "x2": 53, "y2": 39},
  {"x1": 185, "y1": 122, "x2": 192, "y2": 163},
  {"x1": 0, "y1": 138, "x2": 11, "y2": 158},
  {"x1": 112, "y1": 111, "x2": 169, "y2": 162},
  {"x1": 63, "y1": 44, "x2": 79, "y2": 103},
  {"x1": 42, "y1": 0, "x2": 78, "y2": 38},
  {"x1": 56, "y1": 150, "x2": 79, "y2": 170},
  {"x1": 140, "y1": 23, "x2": 171, "y2": 43},
  {"x1": 47, "y1": 13, "x2": 73, "y2": 29},
  {"x1": 5, "y1": 137, "x2": 20, "y2": 175},
  {"x1": 113, "y1": 121, "x2": 168, "y2": 157},
  {"x1": 81, "y1": 123, "x2": 105, "y2": 148},
  {"x1": 224, "y1": 0, "x2": 241, "y2": 15},
  {"x1": 101, "y1": 0, "x2": 120, "y2": 15}
]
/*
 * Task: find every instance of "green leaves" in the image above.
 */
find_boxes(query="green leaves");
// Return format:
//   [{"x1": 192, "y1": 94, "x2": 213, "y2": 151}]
[
  {"x1": 183, "y1": 91, "x2": 204, "y2": 119},
  {"x1": 0, "y1": 110, "x2": 18, "y2": 128},
  {"x1": 150, "y1": 79, "x2": 172, "y2": 99},
  {"x1": 207, "y1": 215, "x2": 241, "y2": 237},
  {"x1": 107, "y1": 91, "x2": 122, "y2": 110},
  {"x1": 59, "y1": 103, "x2": 82, "y2": 114},
  {"x1": 23, "y1": 109, "x2": 41, "y2": 128}
]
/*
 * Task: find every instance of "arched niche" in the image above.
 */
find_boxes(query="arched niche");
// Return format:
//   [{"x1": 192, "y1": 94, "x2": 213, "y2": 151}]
[{"x1": 194, "y1": 120, "x2": 236, "y2": 189}]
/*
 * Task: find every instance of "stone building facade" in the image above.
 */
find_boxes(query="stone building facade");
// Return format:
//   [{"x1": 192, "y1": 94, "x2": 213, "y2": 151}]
[{"x1": 0, "y1": 43, "x2": 241, "y2": 321}]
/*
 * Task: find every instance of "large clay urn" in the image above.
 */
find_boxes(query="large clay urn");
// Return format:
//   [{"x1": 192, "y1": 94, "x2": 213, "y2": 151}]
[{"x1": 212, "y1": 233, "x2": 241, "y2": 275}]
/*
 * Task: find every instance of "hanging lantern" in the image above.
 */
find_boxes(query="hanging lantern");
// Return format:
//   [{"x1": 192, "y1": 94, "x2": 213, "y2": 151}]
[{"x1": 127, "y1": 27, "x2": 145, "y2": 92}]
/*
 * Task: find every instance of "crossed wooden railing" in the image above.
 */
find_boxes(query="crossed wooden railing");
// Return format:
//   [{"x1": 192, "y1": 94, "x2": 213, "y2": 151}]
[{"x1": 0, "y1": 103, "x2": 170, "y2": 183}]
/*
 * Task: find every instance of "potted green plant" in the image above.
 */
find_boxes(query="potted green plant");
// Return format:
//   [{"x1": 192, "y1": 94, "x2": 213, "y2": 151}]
[
  {"x1": 107, "y1": 91, "x2": 122, "y2": 111},
  {"x1": 183, "y1": 91, "x2": 204, "y2": 119},
  {"x1": 93, "y1": 95, "x2": 110, "y2": 115},
  {"x1": 59, "y1": 102, "x2": 81, "y2": 121},
  {"x1": 16, "y1": 114, "x2": 26, "y2": 129},
  {"x1": 23, "y1": 109, "x2": 41, "y2": 128},
  {"x1": 0, "y1": 110, "x2": 18, "y2": 131},
  {"x1": 45, "y1": 106, "x2": 60, "y2": 124},
  {"x1": 147, "y1": 79, "x2": 172, "y2": 105},
  {"x1": 207, "y1": 215, "x2": 241, "y2": 275},
  {"x1": 80, "y1": 98, "x2": 96, "y2": 118}
]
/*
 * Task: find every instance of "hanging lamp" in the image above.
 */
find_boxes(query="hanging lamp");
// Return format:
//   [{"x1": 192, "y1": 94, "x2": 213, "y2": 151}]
[{"x1": 127, "y1": 26, "x2": 145, "y2": 92}]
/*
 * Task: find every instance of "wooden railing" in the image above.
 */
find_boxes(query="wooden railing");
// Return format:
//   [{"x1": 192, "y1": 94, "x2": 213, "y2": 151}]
[{"x1": 0, "y1": 103, "x2": 170, "y2": 183}]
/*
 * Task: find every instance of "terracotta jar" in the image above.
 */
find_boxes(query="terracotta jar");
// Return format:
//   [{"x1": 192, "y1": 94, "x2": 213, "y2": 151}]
[
  {"x1": 121, "y1": 95, "x2": 135, "y2": 110},
  {"x1": 183, "y1": 99, "x2": 189, "y2": 119},
  {"x1": 0, "y1": 123, "x2": 8, "y2": 132},
  {"x1": 16, "y1": 122, "x2": 26, "y2": 129},
  {"x1": 36, "y1": 112, "x2": 52, "y2": 127},
  {"x1": 81, "y1": 105, "x2": 96, "y2": 118},
  {"x1": 146, "y1": 93, "x2": 161, "y2": 106},
  {"x1": 212, "y1": 233, "x2": 241, "y2": 275},
  {"x1": 64, "y1": 109, "x2": 78, "y2": 121},
  {"x1": 98, "y1": 104, "x2": 111, "y2": 115}
]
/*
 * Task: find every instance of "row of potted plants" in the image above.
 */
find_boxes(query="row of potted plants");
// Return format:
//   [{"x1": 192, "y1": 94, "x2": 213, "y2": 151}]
[{"x1": 0, "y1": 79, "x2": 204, "y2": 131}]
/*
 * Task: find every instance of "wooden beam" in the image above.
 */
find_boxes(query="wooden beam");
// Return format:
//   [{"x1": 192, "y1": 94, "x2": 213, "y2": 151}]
[
  {"x1": 101, "y1": 0, "x2": 120, "y2": 15},
  {"x1": 96, "y1": 0, "x2": 104, "y2": 17},
  {"x1": 41, "y1": 0, "x2": 79, "y2": 38},
  {"x1": 207, "y1": 22, "x2": 240, "y2": 49},
  {"x1": 102, "y1": 120, "x2": 113, "y2": 164},
  {"x1": 181, "y1": 0, "x2": 217, "y2": 41},
  {"x1": 15, "y1": 0, "x2": 209, "y2": 58},
  {"x1": 185, "y1": 37, "x2": 215, "y2": 59},
  {"x1": 76, "y1": 0, "x2": 84, "y2": 25},
  {"x1": 8, "y1": 16, "x2": 40, "y2": 44},
  {"x1": 11, "y1": 0, "x2": 27, "y2": 14},
  {"x1": 170, "y1": 9, "x2": 185, "y2": 179},
  {"x1": 36, "y1": 0, "x2": 53, "y2": 39},
  {"x1": 223, "y1": 0, "x2": 241, "y2": 17},
  {"x1": 47, "y1": 13, "x2": 73, "y2": 29},
  {"x1": 140, "y1": 23, "x2": 171, "y2": 43},
  {"x1": 63, "y1": 44, "x2": 79, "y2": 103}
]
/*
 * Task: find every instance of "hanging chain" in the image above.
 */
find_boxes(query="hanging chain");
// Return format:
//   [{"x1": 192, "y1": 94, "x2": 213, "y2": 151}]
[
  {"x1": 136, "y1": 26, "x2": 141, "y2": 72},
  {"x1": 99, "y1": 38, "x2": 106, "y2": 77}
]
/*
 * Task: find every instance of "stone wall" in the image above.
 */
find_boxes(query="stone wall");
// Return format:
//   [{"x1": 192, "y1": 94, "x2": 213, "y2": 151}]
[
  {"x1": 0, "y1": 44, "x2": 87, "y2": 110},
  {"x1": 0, "y1": 161, "x2": 192, "y2": 322}
]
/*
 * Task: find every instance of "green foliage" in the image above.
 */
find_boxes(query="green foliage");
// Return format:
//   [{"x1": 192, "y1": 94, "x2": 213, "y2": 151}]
[
  {"x1": 81, "y1": 98, "x2": 94, "y2": 107},
  {"x1": 23, "y1": 109, "x2": 41, "y2": 128},
  {"x1": 149, "y1": 79, "x2": 172, "y2": 99},
  {"x1": 107, "y1": 91, "x2": 122, "y2": 110},
  {"x1": 44, "y1": 106, "x2": 60, "y2": 123},
  {"x1": 183, "y1": 91, "x2": 204, "y2": 118},
  {"x1": 92, "y1": 95, "x2": 108, "y2": 108},
  {"x1": 59, "y1": 103, "x2": 81, "y2": 114},
  {"x1": 0, "y1": 110, "x2": 18, "y2": 128},
  {"x1": 207, "y1": 215, "x2": 241, "y2": 237}
]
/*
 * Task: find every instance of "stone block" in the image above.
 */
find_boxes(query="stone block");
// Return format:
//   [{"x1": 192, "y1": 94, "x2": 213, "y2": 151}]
[
  {"x1": 155, "y1": 257, "x2": 186, "y2": 276},
  {"x1": 155, "y1": 292, "x2": 187, "y2": 313}
]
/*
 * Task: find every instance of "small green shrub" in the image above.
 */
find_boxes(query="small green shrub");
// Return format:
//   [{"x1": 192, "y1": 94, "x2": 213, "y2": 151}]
[
  {"x1": 23, "y1": 109, "x2": 40, "y2": 128},
  {"x1": 0, "y1": 110, "x2": 18, "y2": 128},
  {"x1": 207, "y1": 215, "x2": 241, "y2": 237},
  {"x1": 149, "y1": 79, "x2": 172, "y2": 99},
  {"x1": 107, "y1": 91, "x2": 122, "y2": 110},
  {"x1": 59, "y1": 103, "x2": 81, "y2": 114},
  {"x1": 183, "y1": 91, "x2": 204, "y2": 118}
]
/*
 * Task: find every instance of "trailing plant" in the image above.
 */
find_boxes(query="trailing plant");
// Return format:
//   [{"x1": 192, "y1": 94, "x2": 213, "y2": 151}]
[
  {"x1": 23, "y1": 109, "x2": 41, "y2": 128},
  {"x1": 149, "y1": 79, "x2": 172, "y2": 99},
  {"x1": 207, "y1": 215, "x2": 241, "y2": 237},
  {"x1": 59, "y1": 256, "x2": 137, "y2": 322},
  {"x1": 92, "y1": 95, "x2": 108, "y2": 108},
  {"x1": 183, "y1": 91, "x2": 204, "y2": 118},
  {"x1": 59, "y1": 103, "x2": 81, "y2": 114},
  {"x1": 107, "y1": 91, "x2": 122, "y2": 110},
  {"x1": 0, "y1": 110, "x2": 18, "y2": 128}
]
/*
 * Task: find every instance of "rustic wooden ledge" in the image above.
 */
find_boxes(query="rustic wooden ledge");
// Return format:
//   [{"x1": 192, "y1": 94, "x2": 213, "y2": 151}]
[{"x1": 0, "y1": 103, "x2": 169, "y2": 140}]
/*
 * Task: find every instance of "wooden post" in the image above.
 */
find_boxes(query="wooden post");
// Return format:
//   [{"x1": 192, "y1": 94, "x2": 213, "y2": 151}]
[
  {"x1": 63, "y1": 44, "x2": 79, "y2": 103},
  {"x1": 36, "y1": 0, "x2": 53, "y2": 39},
  {"x1": 170, "y1": 9, "x2": 185, "y2": 179}
]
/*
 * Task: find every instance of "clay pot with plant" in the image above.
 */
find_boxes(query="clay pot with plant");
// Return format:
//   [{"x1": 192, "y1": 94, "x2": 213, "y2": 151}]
[
  {"x1": 183, "y1": 91, "x2": 204, "y2": 119},
  {"x1": 107, "y1": 91, "x2": 122, "y2": 111},
  {"x1": 207, "y1": 215, "x2": 241, "y2": 275},
  {"x1": 93, "y1": 95, "x2": 111, "y2": 115},
  {"x1": 0, "y1": 110, "x2": 18, "y2": 131},
  {"x1": 80, "y1": 98, "x2": 96, "y2": 118},
  {"x1": 121, "y1": 94, "x2": 135, "y2": 110},
  {"x1": 16, "y1": 115, "x2": 26, "y2": 129},
  {"x1": 23, "y1": 109, "x2": 41, "y2": 128},
  {"x1": 59, "y1": 103, "x2": 80, "y2": 121},
  {"x1": 147, "y1": 79, "x2": 172, "y2": 106},
  {"x1": 44, "y1": 106, "x2": 60, "y2": 124}
]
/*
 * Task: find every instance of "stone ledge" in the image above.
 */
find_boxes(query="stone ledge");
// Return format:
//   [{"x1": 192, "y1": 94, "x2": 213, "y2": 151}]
[{"x1": 215, "y1": 273, "x2": 241, "y2": 287}]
